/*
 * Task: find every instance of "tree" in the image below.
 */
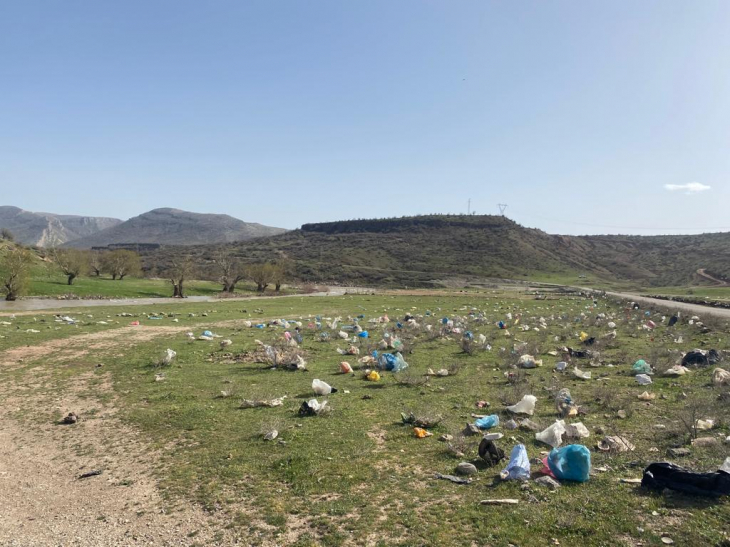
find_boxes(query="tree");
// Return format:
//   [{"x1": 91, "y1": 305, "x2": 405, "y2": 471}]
[
  {"x1": 103, "y1": 250, "x2": 141, "y2": 280},
  {"x1": 0, "y1": 246, "x2": 33, "y2": 301},
  {"x1": 272, "y1": 259, "x2": 292, "y2": 292},
  {"x1": 246, "y1": 262, "x2": 275, "y2": 292},
  {"x1": 1, "y1": 228, "x2": 14, "y2": 242},
  {"x1": 163, "y1": 256, "x2": 194, "y2": 298},
  {"x1": 52, "y1": 248, "x2": 87, "y2": 285},
  {"x1": 89, "y1": 250, "x2": 105, "y2": 277},
  {"x1": 214, "y1": 250, "x2": 245, "y2": 293}
]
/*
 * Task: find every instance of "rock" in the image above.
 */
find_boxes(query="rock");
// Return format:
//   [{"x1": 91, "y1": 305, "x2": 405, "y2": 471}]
[
  {"x1": 61, "y1": 412, "x2": 78, "y2": 424},
  {"x1": 463, "y1": 423, "x2": 481, "y2": 436},
  {"x1": 518, "y1": 419, "x2": 540, "y2": 431},
  {"x1": 439, "y1": 434, "x2": 453, "y2": 442},
  {"x1": 456, "y1": 462, "x2": 478, "y2": 476},
  {"x1": 263, "y1": 430, "x2": 278, "y2": 441},
  {"x1": 668, "y1": 447, "x2": 690, "y2": 457},
  {"x1": 534, "y1": 476, "x2": 561, "y2": 490},
  {"x1": 691, "y1": 437, "x2": 718, "y2": 447},
  {"x1": 617, "y1": 410, "x2": 627, "y2": 419}
]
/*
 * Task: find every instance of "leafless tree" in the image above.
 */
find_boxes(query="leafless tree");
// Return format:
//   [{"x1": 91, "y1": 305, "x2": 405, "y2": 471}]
[
  {"x1": 102, "y1": 250, "x2": 141, "y2": 280},
  {"x1": 247, "y1": 262, "x2": 274, "y2": 292},
  {"x1": 214, "y1": 250, "x2": 245, "y2": 293},
  {"x1": 0, "y1": 246, "x2": 33, "y2": 301},
  {"x1": 164, "y1": 256, "x2": 195, "y2": 298}
]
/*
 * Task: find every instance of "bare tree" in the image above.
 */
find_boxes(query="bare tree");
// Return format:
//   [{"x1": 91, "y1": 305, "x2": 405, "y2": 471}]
[
  {"x1": 89, "y1": 250, "x2": 105, "y2": 277},
  {"x1": 247, "y1": 262, "x2": 274, "y2": 292},
  {"x1": 52, "y1": 248, "x2": 87, "y2": 285},
  {"x1": 0, "y1": 246, "x2": 33, "y2": 301},
  {"x1": 272, "y1": 259, "x2": 292, "y2": 292},
  {"x1": 102, "y1": 250, "x2": 141, "y2": 280},
  {"x1": 164, "y1": 256, "x2": 195, "y2": 298},
  {"x1": 1, "y1": 228, "x2": 14, "y2": 242},
  {"x1": 215, "y1": 250, "x2": 245, "y2": 293}
]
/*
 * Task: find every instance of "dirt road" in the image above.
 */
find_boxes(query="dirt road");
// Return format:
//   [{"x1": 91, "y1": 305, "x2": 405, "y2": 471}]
[{"x1": 604, "y1": 290, "x2": 730, "y2": 319}]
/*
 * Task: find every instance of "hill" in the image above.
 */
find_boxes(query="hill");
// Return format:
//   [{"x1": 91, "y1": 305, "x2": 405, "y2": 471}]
[
  {"x1": 141, "y1": 215, "x2": 730, "y2": 288},
  {"x1": 0, "y1": 206, "x2": 122, "y2": 247},
  {"x1": 64, "y1": 208, "x2": 287, "y2": 249}
]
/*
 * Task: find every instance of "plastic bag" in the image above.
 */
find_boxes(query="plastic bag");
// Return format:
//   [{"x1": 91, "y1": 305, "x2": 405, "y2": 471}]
[
  {"x1": 340, "y1": 362, "x2": 353, "y2": 373},
  {"x1": 635, "y1": 374, "x2": 653, "y2": 385},
  {"x1": 299, "y1": 399, "x2": 327, "y2": 416},
  {"x1": 713, "y1": 367, "x2": 730, "y2": 386},
  {"x1": 573, "y1": 367, "x2": 591, "y2": 380},
  {"x1": 506, "y1": 395, "x2": 537, "y2": 416},
  {"x1": 475, "y1": 414, "x2": 500, "y2": 430},
  {"x1": 536, "y1": 420, "x2": 566, "y2": 448},
  {"x1": 367, "y1": 370, "x2": 380, "y2": 381},
  {"x1": 312, "y1": 379, "x2": 335, "y2": 395},
  {"x1": 377, "y1": 353, "x2": 397, "y2": 370},
  {"x1": 547, "y1": 444, "x2": 591, "y2": 482},
  {"x1": 479, "y1": 439, "x2": 505, "y2": 467},
  {"x1": 665, "y1": 364, "x2": 688, "y2": 377},
  {"x1": 642, "y1": 462, "x2": 730, "y2": 497},
  {"x1": 632, "y1": 359, "x2": 652, "y2": 375},
  {"x1": 500, "y1": 444, "x2": 531, "y2": 481},
  {"x1": 518, "y1": 354, "x2": 542, "y2": 368},
  {"x1": 565, "y1": 422, "x2": 590, "y2": 439},
  {"x1": 161, "y1": 348, "x2": 176, "y2": 365}
]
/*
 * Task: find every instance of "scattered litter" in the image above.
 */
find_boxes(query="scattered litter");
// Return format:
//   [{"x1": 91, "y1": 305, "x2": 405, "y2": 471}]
[
  {"x1": 240, "y1": 396, "x2": 287, "y2": 409},
  {"x1": 642, "y1": 462, "x2": 730, "y2": 497},
  {"x1": 635, "y1": 374, "x2": 653, "y2": 385},
  {"x1": 414, "y1": 427, "x2": 433, "y2": 438},
  {"x1": 500, "y1": 444, "x2": 530, "y2": 481},
  {"x1": 312, "y1": 379, "x2": 336, "y2": 395},
  {"x1": 479, "y1": 438, "x2": 505, "y2": 466},
  {"x1": 61, "y1": 412, "x2": 78, "y2": 425},
  {"x1": 573, "y1": 367, "x2": 591, "y2": 380},
  {"x1": 474, "y1": 414, "x2": 500, "y2": 430},
  {"x1": 77, "y1": 469, "x2": 103, "y2": 480},
  {"x1": 547, "y1": 444, "x2": 591, "y2": 482},
  {"x1": 299, "y1": 399, "x2": 328, "y2": 416},
  {"x1": 597, "y1": 436, "x2": 635, "y2": 453},
  {"x1": 480, "y1": 499, "x2": 519, "y2": 505},
  {"x1": 435, "y1": 473, "x2": 471, "y2": 485},
  {"x1": 536, "y1": 420, "x2": 566, "y2": 448}
]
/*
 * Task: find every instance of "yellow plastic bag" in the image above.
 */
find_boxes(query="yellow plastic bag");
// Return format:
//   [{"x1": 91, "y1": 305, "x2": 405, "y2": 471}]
[
  {"x1": 367, "y1": 370, "x2": 380, "y2": 382},
  {"x1": 579, "y1": 331, "x2": 589, "y2": 342},
  {"x1": 414, "y1": 427, "x2": 432, "y2": 438}
]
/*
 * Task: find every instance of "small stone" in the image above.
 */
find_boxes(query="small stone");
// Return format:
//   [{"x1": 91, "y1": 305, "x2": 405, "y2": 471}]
[
  {"x1": 263, "y1": 430, "x2": 278, "y2": 441},
  {"x1": 456, "y1": 462, "x2": 478, "y2": 476},
  {"x1": 617, "y1": 410, "x2": 627, "y2": 419},
  {"x1": 668, "y1": 447, "x2": 690, "y2": 457},
  {"x1": 439, "y1": 434, "x2": 453, "y2": 442},
  {"x1": 535, "y1": 476, "x2": 561, "y2": 490}
]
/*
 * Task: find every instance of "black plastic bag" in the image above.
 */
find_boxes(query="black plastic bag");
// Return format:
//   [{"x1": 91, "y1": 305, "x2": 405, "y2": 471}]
[
  {"x1": 642, "y1": 462, "x2": 730, "y2": 497},
  {"x1": 478, "y1": 439, "x2": 505, "y2": 467}
]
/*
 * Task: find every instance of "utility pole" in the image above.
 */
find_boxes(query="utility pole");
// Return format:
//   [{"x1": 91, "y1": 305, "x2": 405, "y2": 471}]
[{"x1": 498, "y1": 203, "x2": 507, "y2": 216}]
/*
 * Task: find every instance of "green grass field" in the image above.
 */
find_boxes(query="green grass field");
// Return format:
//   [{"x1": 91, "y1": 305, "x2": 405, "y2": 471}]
[{"x1": 1, "y1": 292, "x2": 728, "y2": 546}]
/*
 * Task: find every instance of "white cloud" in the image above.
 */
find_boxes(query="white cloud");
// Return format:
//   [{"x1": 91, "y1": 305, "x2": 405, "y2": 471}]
[{"x1": 664, "y1": 182, "x2": 711, "y2": 194}]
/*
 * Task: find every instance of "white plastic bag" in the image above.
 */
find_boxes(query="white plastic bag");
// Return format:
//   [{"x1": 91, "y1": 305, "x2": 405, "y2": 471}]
[
  {"x1": 635, "y1": 374, "x2": 652, "y2": 385},
  {"x1": 162, "y1": 348, "x2": 176, "y2": 365},
  {"x1": 536, "y1": 420, "x2": 566, "y2": 448},
  {"x1": 565, "y1": 422, "x2": 590, "y2": 439},
  {"x1": 506, "y1": 395, "x2": 537, "y2": 416},
  {"x1": 312, "y1": 379, "x2": 333, "y2": 395},
  {"x1": 573, "y1": 367, "x2": 591, "y2": 380}
]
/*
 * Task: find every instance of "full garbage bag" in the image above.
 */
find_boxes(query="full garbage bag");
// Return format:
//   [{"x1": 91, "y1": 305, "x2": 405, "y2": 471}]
[
  {"x1": 500, "y1": 444, "x2": 530, "y2": 481},
  {"x1": 547, "y1": 444, "x2": 591, "y2": 482},
  {"x1": 506, "y1": 395, "x2": 537, "y2": 415},
  {"x1": 632, "y1": 359, "x2": 652, "y2": 374}
]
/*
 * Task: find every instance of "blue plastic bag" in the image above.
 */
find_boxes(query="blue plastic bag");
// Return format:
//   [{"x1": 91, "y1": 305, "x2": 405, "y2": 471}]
[
  {"x1": 358, "y1": 331, "x2": 369, "y2": 338},
  {"x1": 547, "y1": 444, "x2": 591, "y2": 482},
  {"x1": 501, "y1": 444, "x2": 530, "y2": 480},
  {"x1": 202, "y1": 330, "x2": 213, "y2": 337},
  {"x1": 463, "y1": 331, "x2": 473, "y2": 340},
  {"x1": 378, "y1": 353, "x2": 397, "y2": 371},
  {"x1": 442, "y1": 317, "x2": 449, "y2": 325},
  {"x1": 474, "y1": 414, "x2": 500, "y2": 430}
]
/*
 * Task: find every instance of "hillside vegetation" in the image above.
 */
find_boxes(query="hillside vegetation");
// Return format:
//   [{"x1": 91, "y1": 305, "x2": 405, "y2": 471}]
[{"x1": 142, "y1": 215, "x2": 730, "y2": 288}]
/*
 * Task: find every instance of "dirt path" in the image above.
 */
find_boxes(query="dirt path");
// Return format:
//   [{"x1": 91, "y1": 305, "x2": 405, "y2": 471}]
[
  {"x1": 696, "y1": 268, "x2": 729, "y2": 287},
  {"x1": 0, "y1": 321, "x2": 264, "y2": 546},
  {"x1": 604, "y1": 291, "x2": 730, "y2": 319}
]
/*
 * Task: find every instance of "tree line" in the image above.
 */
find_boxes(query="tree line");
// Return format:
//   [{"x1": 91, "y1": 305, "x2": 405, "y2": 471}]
[{"x1": 0, "y1": 240, "x2": 293, "y2": 300}]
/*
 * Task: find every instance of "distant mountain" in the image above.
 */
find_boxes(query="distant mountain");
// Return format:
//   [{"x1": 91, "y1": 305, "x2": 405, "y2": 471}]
[
  {"x1": 0, "y1": 206, "x2": 122, "y2": 247},
  {"x1": 143, "y1": 214, "x2": 730, "y2": 288},
  {"x1": 64, "y1": 208, "x2": 287, "y2": 248}
]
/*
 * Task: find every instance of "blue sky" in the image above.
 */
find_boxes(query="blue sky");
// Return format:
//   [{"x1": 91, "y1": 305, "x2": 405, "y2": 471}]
[{"x1": 2, "y1": 1, "x2": 729, "y2": 234}]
